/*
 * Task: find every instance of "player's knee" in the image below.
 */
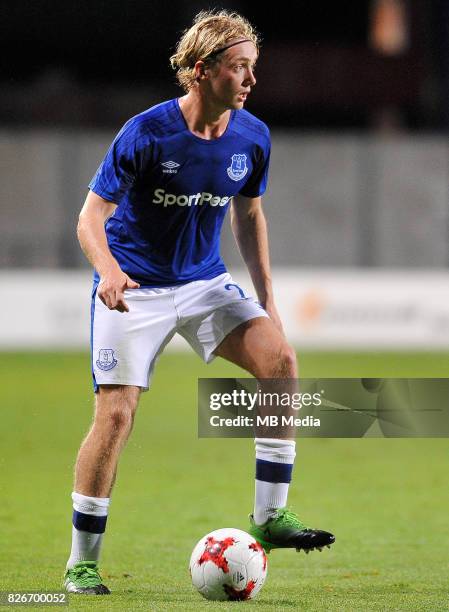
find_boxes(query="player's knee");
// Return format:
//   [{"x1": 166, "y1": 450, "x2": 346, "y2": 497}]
[
  {"x1": 95, "y1": 386, "x2": 139, "y2": 432},
  {"x1": 272, "y1": 344, "x2": 298, "y2": 378},
  {"x1": 106, "y1": 408, "x2": 135, "y2": 432},
  {"x1": 252, "y1": 343, "x2": 297, "y2": 378}
]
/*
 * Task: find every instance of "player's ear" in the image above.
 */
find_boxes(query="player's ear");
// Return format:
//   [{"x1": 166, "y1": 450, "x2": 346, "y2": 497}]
[{"x1": 194, "y1": 60, "x2": 207, "y2": 82}]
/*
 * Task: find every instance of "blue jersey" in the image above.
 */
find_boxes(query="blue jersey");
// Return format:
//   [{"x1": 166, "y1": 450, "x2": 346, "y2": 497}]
[{"x1": 89, "y1": 98, "x2": 271, "y2": 287}]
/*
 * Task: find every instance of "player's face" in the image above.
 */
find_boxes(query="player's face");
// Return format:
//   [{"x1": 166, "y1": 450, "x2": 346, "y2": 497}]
[{"x1": 207, "y1": 41, "x2": 258, "y2": 110}]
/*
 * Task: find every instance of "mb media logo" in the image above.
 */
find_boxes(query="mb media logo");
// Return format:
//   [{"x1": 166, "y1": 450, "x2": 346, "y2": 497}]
[{"x1": 161, "y1": 160, "x2": 180, "y2": 174}]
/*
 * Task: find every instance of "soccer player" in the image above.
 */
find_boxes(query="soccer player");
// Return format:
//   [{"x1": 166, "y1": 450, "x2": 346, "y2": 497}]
[{"x1": 64, "y1": 10, "x2": 335, "y2": 594}]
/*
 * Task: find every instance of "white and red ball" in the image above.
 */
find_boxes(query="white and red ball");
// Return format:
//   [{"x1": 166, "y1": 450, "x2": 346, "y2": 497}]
[{"x1": 189, "y1": 528, "x2": 268, "y2": 601}]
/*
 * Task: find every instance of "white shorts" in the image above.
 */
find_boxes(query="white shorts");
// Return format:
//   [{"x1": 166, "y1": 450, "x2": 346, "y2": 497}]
[{"x1": 91, "y1": 272, "x2": 268, "y2": 391}]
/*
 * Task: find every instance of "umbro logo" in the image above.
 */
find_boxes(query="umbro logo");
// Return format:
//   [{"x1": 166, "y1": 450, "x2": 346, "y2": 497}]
[{"x1": 161, "y1": 160, "x2": 180, "y2": 174}]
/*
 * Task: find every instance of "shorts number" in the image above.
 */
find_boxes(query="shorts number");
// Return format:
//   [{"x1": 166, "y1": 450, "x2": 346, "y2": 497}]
[{"x1": 224, "y1": 283, "x2": 246, "y2": 299}]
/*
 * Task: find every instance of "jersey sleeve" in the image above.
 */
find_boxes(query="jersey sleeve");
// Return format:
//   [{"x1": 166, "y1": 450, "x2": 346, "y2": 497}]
[
  {"x1": 238, "y1": 136, "x2": 271, "y2": 198},
  {"x1": 88, "y1": 118, "x2": 150, "y2": 203}
]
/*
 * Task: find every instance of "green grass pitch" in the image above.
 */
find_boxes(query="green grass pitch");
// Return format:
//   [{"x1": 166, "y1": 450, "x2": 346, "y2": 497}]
[{"x1": 0, "y1": 351, "x2": 448, "y2": 611}]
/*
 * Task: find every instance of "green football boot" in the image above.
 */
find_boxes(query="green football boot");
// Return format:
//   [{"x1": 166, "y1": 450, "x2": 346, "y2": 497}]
[
  {"x1": 63, "y1": 561, "x2": 110, "y2": 594},
  {"x1": 249, "y1": 507, "x2": 335, "y2": 554}
]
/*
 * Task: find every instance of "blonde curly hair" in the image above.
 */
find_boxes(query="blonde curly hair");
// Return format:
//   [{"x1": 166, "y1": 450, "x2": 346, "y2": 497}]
[{"x1": 170, "y1": 9, "x2": 260, "y2": 92}]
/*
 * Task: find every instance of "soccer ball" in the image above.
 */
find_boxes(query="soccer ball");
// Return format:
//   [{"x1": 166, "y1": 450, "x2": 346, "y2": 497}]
[{"x1": 189, "y1": 528, "x2": 268, "y2": 601}]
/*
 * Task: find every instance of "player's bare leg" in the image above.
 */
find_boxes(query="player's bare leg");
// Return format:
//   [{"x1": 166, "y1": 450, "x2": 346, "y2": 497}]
[
  {"x1": 214, "y1": 317, "x2": 335, "y2": 554},
  {"x1": 64, "y1": 385, "x2": 141, "y2": 594},
  {"x1": 75, "y1": 385, "x2": 141, "y2": 497}
]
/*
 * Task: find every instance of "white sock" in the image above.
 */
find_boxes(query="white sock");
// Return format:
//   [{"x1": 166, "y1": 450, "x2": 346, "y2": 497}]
[
  {"x1": 254, "y1": 438, "x2": 296, "y2": 525},
  {"x1": 66, "y1": 491, "x2": 110, "y2": 570}
]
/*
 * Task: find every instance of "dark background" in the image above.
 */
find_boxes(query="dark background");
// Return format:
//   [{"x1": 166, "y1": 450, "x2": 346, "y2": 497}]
[{"x1": 2, "y1": 0, "x2": 449, "y2": 130}]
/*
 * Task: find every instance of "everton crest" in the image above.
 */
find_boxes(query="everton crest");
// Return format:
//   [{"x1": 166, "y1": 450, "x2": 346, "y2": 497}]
[
  {"x1": 227, "y1": 153, "x2": 248, "y2": 181},
  {"x1": 96, "y1": 348, "x2": 118, "y2": 371}
]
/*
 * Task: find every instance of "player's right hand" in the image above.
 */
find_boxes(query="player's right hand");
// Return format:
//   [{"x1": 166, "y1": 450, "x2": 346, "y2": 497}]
[{"x1": 97, "y1": 270, "x2": 140, "y2": 313}]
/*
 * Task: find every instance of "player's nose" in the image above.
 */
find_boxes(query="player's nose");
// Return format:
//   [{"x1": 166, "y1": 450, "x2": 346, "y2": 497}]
[{"x1": 244, "y1": 67, "x2": 256, "y2": 87}]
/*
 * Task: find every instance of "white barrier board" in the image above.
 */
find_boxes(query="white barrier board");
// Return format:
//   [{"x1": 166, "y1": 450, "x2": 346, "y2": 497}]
[{"x1": 1, "y1": 269, "x2": 449, "y2": 349}]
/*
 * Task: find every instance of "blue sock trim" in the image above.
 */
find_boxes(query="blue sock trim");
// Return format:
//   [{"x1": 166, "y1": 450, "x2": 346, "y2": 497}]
[
  {"x1": 72, "y1": 510, "x2": 107, "y2": 534},
  {"x1": 256, "y1": 459, "x2": 293, "y2": 483}
]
